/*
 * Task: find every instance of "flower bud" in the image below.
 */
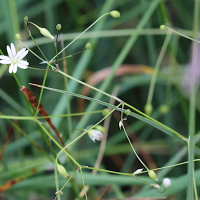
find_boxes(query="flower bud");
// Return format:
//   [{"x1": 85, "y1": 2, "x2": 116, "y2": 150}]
[
  {"x1": 95, "y1": 125, "x2": 106, "y2": 133},
  {"x1": 55, "y1": 191, "x2": 63, "y2": 195},
  {"x1": 160, "y1": 25, "x2": 167, "y2": 31},
  {"x1": 162, "y1": 178, "x2": 171, "y2": 188},
  {"x1": 39, "y1": 27, "x2": 54, "y2": 39},
  {"x1": 88, "y1": 129, "x2": 103, "y2": 142},
  {"x1": 144, "y1": 103, "x2": 153, "y2": 115},
  {"x1": 148, "y1": 170, "x2": 158, "y2": 181},
  {"x1": 110, "y1": 10, "x2": 120, "y2": 18},
  {"x1": 15, "y1": 33, "x2": 21, "y2": 40},
  {"x1": 57, "y1": 164, "x2": 69, "y2": 178},
  {"x1": 159, "y1": 104, "x2": 169, "y2": 114},
  {"x1": 125, "y1": 109, "x2": 131, "y2": 116},
  {"x1": 102, "y1": 108, "x2": 110, "y2": 117},
  {"x1": 133, "y1": 168, "x2": 143, "y2": 175},
  {"x1": 56, "y1": 24, "x2": 62, "y2": 30},
  {"x1": 151, "y1": 183, "x2": 160, "y2": 189},
  {"x1": 85, "y1": 42, "x2": 91, "y2": 49},
  {"x1": 24, "y1": 16, "x2": 28, "y2": 22}
]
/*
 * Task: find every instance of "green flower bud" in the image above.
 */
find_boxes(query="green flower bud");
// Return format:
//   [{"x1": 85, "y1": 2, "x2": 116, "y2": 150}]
[
  {"x1": 102, "y1": 108, "x2": 110, "y2": 117},
  {"x1": 125, "y1": 109, "x2": 131, "y2": 116},
  {"x1": 110, "y1": 10, "x2": 120, "y2": 18},
  {"x1": 24, "y1": 16, "x2": 28, "y2": 22},
  {"x1": 144, "y1": 103, "x2": 153, "y2": 115},
  {"x1": 148, "y1": 170, "x2": 158, "y2": 181},
  {"x1": 56, "y1": 24, "x2": 62, "y2": 30},
  {"x1": 95, "y1": 125, "x2": 106, "y2": 133},
  {"x1": 85, "y1": 42, "x2": 91, "y2": 49},
  {"x1": 57, "y1": 164, "x2": 69, "y2": 178},
  {"x1": 15, "y1": 33, "x2": 21, "y2": 40},
  {"x1": 159, "y1": 104, "x2": 169, "y2": 114},
  {"x1": 39, "y1": 27, "x2": 54, "y2": 39},
  {"x1": 160, "y1": 25, "x2": 167, "y2": 31}
]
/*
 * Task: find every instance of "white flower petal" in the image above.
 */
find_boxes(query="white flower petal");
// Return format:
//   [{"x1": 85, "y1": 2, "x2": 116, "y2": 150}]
[
  {"x1": 40, "y1": 61, "x2": 48, "y2": 64},
  {"x1": 18, "y1": 63, "x2": 28, "y2": 69},
  {"x1": 0, "y1": 55, "x2": 11, "y2": 60},
  {"x1": 15, "y1": 48, "x2": 26, "y2": 59},
  {"x1": 18, "y1": 60, "x2": 29, "y2": 66},
  {"x1": 9, "y1": 63, "x2": 14, "y2": 73},
  {"x1": 133, "y1": 168, "x2": 143, "y2": 175},
  {"x1": 162, "y1": 178, "x2": 171, "y2": 188},
  {"x1": 0, "y1": 60, "x2": 12, "y2": 64},
  {"x1": 11, "y1": 43, "x2": 16, "y2": 56},
  {"x1": 119, "y1": 120, "x2": 122, "y2": 130},
  {"x1": 18, "y1": 50, "x2": 29, "y2": 60},
  {"x1": 13, "y1": 64, "x2": 17, "y2": 73},
  {"x1": 6, "y1": 45, "x2": 13, "y2": 58}
]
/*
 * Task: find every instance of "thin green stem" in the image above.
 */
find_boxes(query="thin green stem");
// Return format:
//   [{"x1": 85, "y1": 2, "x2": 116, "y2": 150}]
[
  {"x1": 50, "y1": 12, "x2": 111, "y2": 62},
  {"x1": 80, "y1": 168, "x2": 88, "y2": 200},
  {"x1": 122, "y1": 123, "x2": 148, "y2": 170},
  {"x1": 147, "y1": 30, "x2": 172, "y2": 105}
]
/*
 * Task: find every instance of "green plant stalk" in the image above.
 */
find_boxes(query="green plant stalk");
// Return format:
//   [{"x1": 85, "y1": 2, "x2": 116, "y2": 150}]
[
  {"x1": 147, "y1": 30, "x2": 172, "y2": 105},
  {"x1": 56, "y1": 103, "x2": 121, "y2": 167},
  {"x1": 0, "y1": 110, "x2": 103, "y2": 120},
  {"x1": 122, "y1": 123, "x2": 148, "y2": 171},
  {"x1": 187, "y1": 0, "x2": 199, "y2": 199},
  {"x1": 0, "y1": 112, "x2": 53, "y2": 162},
  {"x1": 37, "y1": 121, "x2": 80, "y2": 166},
  {"x1": 54, "y1": 161, "x2": 61, "y2": 200},
  {"x1": 50, "y1": 12, "x2": 112, "y2": 62},
  {"x1": 80, "y1": 168, "x2": 88, "y2": 200}
]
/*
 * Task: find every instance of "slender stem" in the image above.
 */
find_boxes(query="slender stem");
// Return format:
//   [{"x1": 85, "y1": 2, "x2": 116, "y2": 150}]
[
  {"x1": 80, "y1": 168, "x2": 88, "y2": 200},
  {"x1": 147, "y1": 30, "x2": 172, "y2": 105},
  {"x1": 50, "y1": 12, "x2": 111, "y2": 62}
]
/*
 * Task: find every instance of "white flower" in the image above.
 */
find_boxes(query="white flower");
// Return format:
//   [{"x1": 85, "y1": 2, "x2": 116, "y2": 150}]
[
  {"x1": 151, "y1": 183, "x2": 160, "y2": 189},
  {"x1": 133, "y1": 168, "x2": 143, "y2": 175},
  {"x1": 0, "y1": 43, "x2": 29, "y2": 73},
  {"x1": 119, "y1": 120, "x2": 123, "y2": 130},
  {"x1": 55, "y1": 191, "x2": 63, "y2": 195},
  {"x1": 88, "y1": 129, "x2": 103, "y2": 142},
  {"x1": 162, "y1": 178, "x2": 171, "y2": 188}
]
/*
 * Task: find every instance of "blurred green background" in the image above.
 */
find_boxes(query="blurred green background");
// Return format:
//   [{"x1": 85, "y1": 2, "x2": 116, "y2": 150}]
[{"x1": 0, "y1": 0, "x2": 199, "y2": 199}]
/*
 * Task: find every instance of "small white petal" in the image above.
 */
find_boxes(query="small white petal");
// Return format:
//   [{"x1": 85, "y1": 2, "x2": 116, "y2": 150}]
[
  {"x1": 151, "y1": 184, "x2": 160, "y2": 189},
  {"x1": 162, "y1": 178, "x2": 171, "y2": 188},
  {"x1": 9, "y1": 63, "x2": 14, "y2": 73},
  {"x1": 18, "y1": 50, "x2": 29, "y2": 60},
  {"x1": 18, "y1": 63, "x2": 28, "y2": 69},
  {"x1": 6, "y1": 45, "x2": 13, "y2": 58},
  {"x1": 39, "y1": 61, "x2": 48, "y2": 64},
  {"x1": 0, "y1": 55, "x2": 11, "y2": 60},
  {"x1": 119, "y1": 120, "x2": 122, "y2": 130},
  {"x1": 13, "y1": 64, "x2": 17, "y2": 73},
  {"x1": 133, "y1": 168, "x2": 143, "y2": 175},
  {"x1": 18, "y1": 60, "x2": 29, "y2": 66},
  {"x1": 0, "y1": 60, "x2": 12, "y2": 64},
  {"x1": 11, "y1": 43, "x2": 16, "y2": 56},
  {"x1": 15, "y1": 48, "x2": 26, "y2": 58}
]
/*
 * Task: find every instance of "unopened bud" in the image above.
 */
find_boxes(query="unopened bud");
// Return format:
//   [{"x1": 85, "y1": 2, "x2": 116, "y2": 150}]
[
  {"x1": 151, "y1": 183, "x2": 160, "y2": 189},
  {"x1": 110, "y1": 10, "x2": 120, "y2": 18},
  {"x1": 15, "y1": 33, "x2": 21, "y2": 40},
  {"x1": 95, "y1": 125, "x2": 106, "y2": 133},
  {"x1": 102, "y1": 109, "x2": 110, "y2": 117},
  {"x1": 125, "y1": 109, "x2": 131, "y2": 116},
  {"x1": 148, "y1": 170, "x2": 158, "y2": 181},
  {"x1": 159, "y1": 104, "x2": 169, "y2": 114},
  {"x1": 55, "y1": 191, "x2": 63, "y2": 195},
  {"x1": 85, "y1": 42, "x2": 91, "y2": 49},
  {"x1": 144, "y1": 103, "x2": 153, "y2": 115},
  {"x1": 39, "y1": 27, "x2": 54, "y2": 39},
  {"x1": 24, "y1": 16, "x2": 28, "y2": 22},
  {"x1": 56, "y1": 24, "x2": 62, "y2": 30},
  {"x1": 160, "y1": 25, "x2": 167, "y2": 31},
  {"x1": 162, "y1": 178, "x2": 171, "y2": 188},
  {"x1": 57, "y1": 164, "x2": 69, "y2": 178}
]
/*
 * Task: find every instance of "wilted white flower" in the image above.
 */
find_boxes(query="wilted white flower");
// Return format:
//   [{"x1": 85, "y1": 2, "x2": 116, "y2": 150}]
[
  {"x1": 0, "y1": 43, "x2": 29, "y2": 73},
  {"x1": 151, "y1": 183, "x2": 160, "y2": 189},
  {"x1": 119, "y1": 120, "x2": 123, "y2": 130},
  {"x1": 133, "y1": 168, "x2": 143, "y2": 175},
  {"x1": 162, "y1": 178, "x2": 171, "y2": 188},
  {"x1": 88, "y1": 129, "x2": 103, "y2": 142}
]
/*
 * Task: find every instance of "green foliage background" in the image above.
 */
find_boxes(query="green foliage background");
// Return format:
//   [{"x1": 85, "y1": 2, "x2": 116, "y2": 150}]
[{"x1": 0, "y1": 0, "x2": 199, "y2": 199}]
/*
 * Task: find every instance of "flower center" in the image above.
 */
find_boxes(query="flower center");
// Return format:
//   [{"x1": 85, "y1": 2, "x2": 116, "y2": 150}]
[{"x1": 12, "y1": 58, "x2": 18, "y2": 64}]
